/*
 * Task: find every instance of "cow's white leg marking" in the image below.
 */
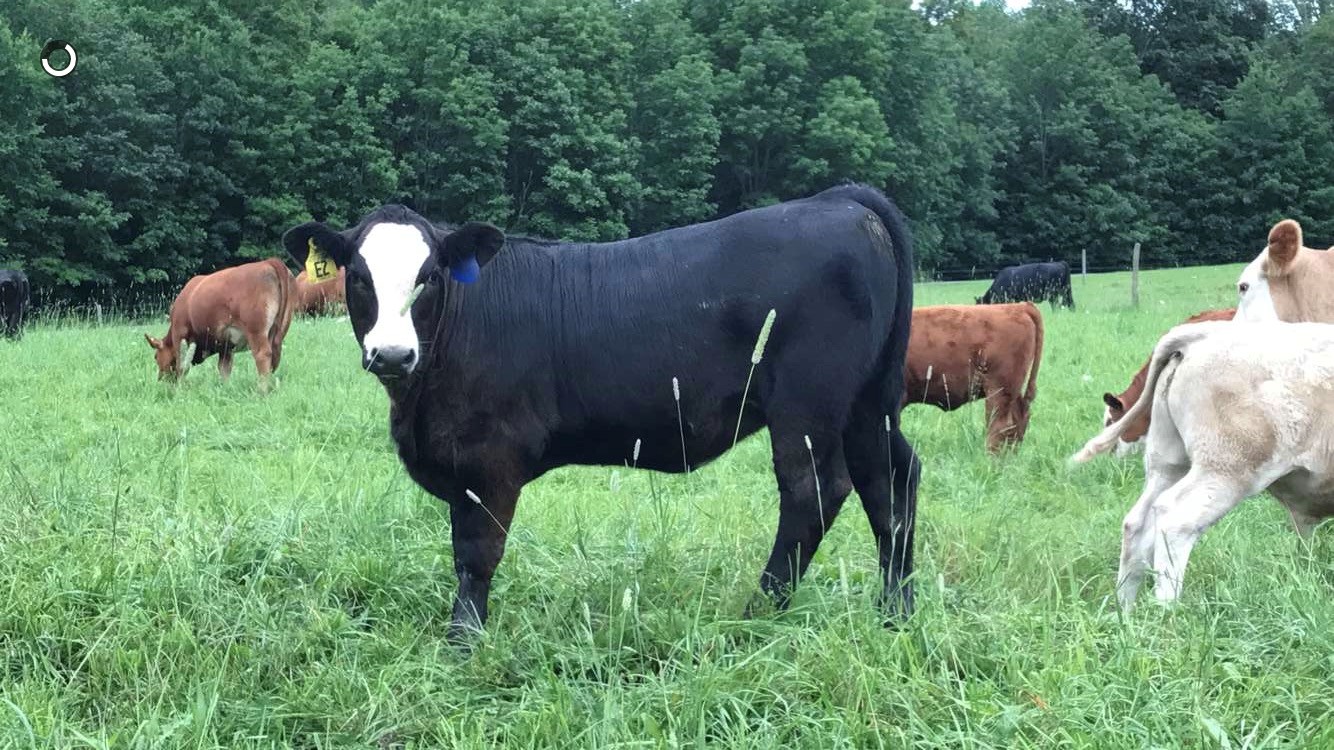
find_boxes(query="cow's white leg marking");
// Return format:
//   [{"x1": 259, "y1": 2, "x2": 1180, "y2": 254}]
[
  {"x1": 360, "y1": 222, "x2": 431, "y2": 369},
  {"x1": 1118, "y1": 461, "x2": 1186, "y2": 611},
  {"x1": 1150, "y1": 472, "x2": 1247, "y2": 604}
]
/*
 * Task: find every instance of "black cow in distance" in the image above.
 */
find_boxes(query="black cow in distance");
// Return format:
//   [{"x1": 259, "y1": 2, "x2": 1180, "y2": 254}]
[
  {"x1": 0, "y1": 270, "x2": 29, "y2": 340},
  {"x1": 977, "y1": 261, "x2": 1074, "y2": 309}
]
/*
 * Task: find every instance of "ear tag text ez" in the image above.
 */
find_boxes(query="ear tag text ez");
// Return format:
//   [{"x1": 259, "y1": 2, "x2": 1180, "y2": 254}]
[
  {"x1": 450, "y1": 255, "x2": 480, "y2": 284},
  {"x1": 305, "y1": 238, "x2": 337, "y2": 284}
]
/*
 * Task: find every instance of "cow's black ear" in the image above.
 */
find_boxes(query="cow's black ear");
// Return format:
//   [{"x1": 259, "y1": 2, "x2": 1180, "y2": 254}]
[
  {"x1": 283, "y1": 222, "x2": 353, "y2": 269},
  {"x1": 439, "y1": 222, "x2": 505, "y2": 284},
  {"x1": 1103, "y1": 393, "x2": 1124, "y2": 412}
]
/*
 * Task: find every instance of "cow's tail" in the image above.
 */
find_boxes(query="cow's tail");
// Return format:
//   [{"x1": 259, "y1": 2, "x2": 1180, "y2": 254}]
[
  {"x1": 266, "y1": 258, "x2": 296, "y2": 349},
  {"x1": 1070, "y1": 323, "x2": 1213, "y2": 464},
  {"x1": 1021, "y1": 301, "x2": 1043, "y2": 406},
  {"x1": 832, "y1": 183, "x2": 915, "y2": 429}
]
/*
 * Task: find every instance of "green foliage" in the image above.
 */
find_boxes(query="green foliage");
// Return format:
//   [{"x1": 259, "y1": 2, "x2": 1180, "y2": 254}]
[
  {"x1": 1078, "y1": 0, "x2": 1271, "y2": 116},
  {"x1": 1217, "y1": 58, "x2": 1334, "y2": 241},
  {"x1": 1, "y1": 0, "x2": 1332, "y2": 292}
]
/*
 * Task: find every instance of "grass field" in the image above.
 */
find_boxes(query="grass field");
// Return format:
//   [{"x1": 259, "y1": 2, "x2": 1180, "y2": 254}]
[{"x1": 4, "y1": 262, "x2": 1334, "y2": 748}]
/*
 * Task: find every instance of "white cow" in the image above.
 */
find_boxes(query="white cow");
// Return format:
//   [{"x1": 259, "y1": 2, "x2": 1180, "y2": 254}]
[{"x1": 1072, "y1": 320, "x2": 1334, "y2": 611}]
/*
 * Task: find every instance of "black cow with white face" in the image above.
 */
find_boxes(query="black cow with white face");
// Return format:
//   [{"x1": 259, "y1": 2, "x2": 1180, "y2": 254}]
[
  {"x1": 284, "y1": 184, "x2": 920, "y2": 641},
  {"x1": 976, "y1": 261, "x2": 1074, "y2": 309},
  {"x1": 0, "y1": 270, "x2": 30, "y2": 340}
]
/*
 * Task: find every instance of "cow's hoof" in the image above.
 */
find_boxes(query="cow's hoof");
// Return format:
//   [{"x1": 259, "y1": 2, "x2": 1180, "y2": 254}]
[
  {"x1": 742, "y1": 590, "x2": 789, "y2": 620},
  {"x1": 879, "y1": 583, "x2": 914, "y2": 627},
  {"x1": 446, "y1": 620, "x2": 483, "y2": 651}
]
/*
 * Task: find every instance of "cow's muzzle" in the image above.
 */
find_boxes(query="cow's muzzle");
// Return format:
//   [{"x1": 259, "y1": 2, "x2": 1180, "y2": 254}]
[{"x1": 365, "y1": 345, "x2": 417, "y2": 379}]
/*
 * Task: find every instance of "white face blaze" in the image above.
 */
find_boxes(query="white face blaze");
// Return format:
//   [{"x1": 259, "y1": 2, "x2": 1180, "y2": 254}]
[
  {"x1": 358, "y1": 222, "x2": 432, "y2": 368},
  {"x1": 1235, "y1": 251, "x2": 1278, "y2": 322}
]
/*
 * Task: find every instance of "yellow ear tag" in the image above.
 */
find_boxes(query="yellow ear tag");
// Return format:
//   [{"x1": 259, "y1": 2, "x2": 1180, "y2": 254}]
[{"x1": 305, "y1": 238, "x2": 337, "y2": 284}]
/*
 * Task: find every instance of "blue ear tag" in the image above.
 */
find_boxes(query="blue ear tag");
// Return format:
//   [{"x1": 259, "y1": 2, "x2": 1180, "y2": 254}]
[{"x1": 450, "y1": 255, "x2": 480, "y2": 284}]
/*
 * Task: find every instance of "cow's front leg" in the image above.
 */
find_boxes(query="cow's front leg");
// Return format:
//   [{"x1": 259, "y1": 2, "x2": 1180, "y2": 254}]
[{"x1": 448, "y1": 488, "x2": 517, "y2": 644}]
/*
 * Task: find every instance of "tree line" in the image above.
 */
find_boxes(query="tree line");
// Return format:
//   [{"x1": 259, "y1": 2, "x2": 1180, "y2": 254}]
[{"x1": 2, "y1": 0, "x2": 1332, "y2": 301}]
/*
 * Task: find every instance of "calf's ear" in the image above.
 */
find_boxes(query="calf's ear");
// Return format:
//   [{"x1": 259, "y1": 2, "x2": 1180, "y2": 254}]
[
  {"x1": 1103, "y1": 393, "x2": 1123, "y2": 412},
  {"x1": 1267, "y1": 219, "x2": 1303, "y2": 271},
  {"x1": 438, "y1": 222, "x2": 505, "y2": 284},
  {"x1": 145, "y1": 333, "x2": 162, "y2": 350},
  {"x1": 283, "y1": 222, "x2": 353, "y2": 270}
]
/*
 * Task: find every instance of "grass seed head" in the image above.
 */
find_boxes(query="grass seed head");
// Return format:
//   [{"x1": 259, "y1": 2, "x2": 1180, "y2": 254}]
[
  {"x1": 751, "y1": 309, "x2": 777, "y2": 364},
  {"x1": 401, "y1": 283, "x2": 425, "y2": 316}
]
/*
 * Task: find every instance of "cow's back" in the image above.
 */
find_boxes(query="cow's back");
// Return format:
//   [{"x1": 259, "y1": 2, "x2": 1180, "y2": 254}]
[
  {"x1": 1166, "y1": 323, "x2": 1334, "y2": 468},
  {"x1": 176, "y1": 259, "x2": 291, "y2": 345},
  {"x1": 295, "y1": 267, "x2": 346, "y2": 314},
  {"x1": 906, "y1": 303, "x2": 1039, "y2": 409},
  {"x1": 425, "y1": 186, "x2": 910, "y2": 472}
]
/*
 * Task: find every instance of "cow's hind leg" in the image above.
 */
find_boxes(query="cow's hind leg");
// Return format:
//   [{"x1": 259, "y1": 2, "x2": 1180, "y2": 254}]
[
  {"x1": 984, "y1": 390, "x2": 1020, "y2": 453},
  {"x1": 1283, "y1": 504, "x2": 1323, "y2": 539},
  {"x1": 1117, "y1": 395, "x2": 1188, "y2": 611},
  {"x1": 270, "y1": 339, "x2": 284, "y2": 372},
  {"x1": 844, "y1": 407, "x2": 919, "y2": 622},
  {"x1": 244, "y1": 330, "x2": 275, "y2": 392},
  {"x1": 1117, "y1": 460, "x2": 1186, "y2": 611},
  {"x1": 1150, "y1": 470, "x2": 1248, "y2": 604},
  {"x1": 217, "y1": 347, "x2": 235, "y2": 382},
  {"x1": 753, "y1": 423, "x2": 853, "y2": 613}
]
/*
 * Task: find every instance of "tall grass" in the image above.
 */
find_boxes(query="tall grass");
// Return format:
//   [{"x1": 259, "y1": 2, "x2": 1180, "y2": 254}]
[{"x1": 2, "y1": 264, "x2": 1332, "y2": 748}]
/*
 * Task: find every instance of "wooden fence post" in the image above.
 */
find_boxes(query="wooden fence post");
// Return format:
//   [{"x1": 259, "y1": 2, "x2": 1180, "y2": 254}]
[
  {"x1": 1081, "y1": 248, "x2": 1087, "y2": 283},
  {"x1": 1131, "y1": 242, "x2": 1141, "y2": 308}
]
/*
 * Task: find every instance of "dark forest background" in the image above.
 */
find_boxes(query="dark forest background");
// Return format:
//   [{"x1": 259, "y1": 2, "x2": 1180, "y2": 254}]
[{"x1": 2, "y1": 0, "x2": 1333, "y2": 302}]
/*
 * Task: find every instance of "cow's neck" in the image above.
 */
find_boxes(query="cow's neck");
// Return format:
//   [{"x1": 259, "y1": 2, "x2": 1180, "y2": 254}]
[
  {"x1": 382, "y1": 277, "x2": 469, "y2": 463},
  {"x1": 1273, "y1": 250, "x2": 1334, "y2": 322}
]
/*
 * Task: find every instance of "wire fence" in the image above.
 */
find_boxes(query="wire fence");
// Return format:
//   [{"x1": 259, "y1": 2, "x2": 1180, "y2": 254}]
[
  {"x1": 927, "y1": 261, "x2": 1183, "y2": 282},
  {"x1": 28, "y1": 282, "x2": 176, "y2": 327}
]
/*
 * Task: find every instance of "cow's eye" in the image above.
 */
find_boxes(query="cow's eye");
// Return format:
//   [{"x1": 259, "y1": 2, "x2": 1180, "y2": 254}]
[{"x1": 1239, "y1": 282, "x2": 1249, "y2": 294}]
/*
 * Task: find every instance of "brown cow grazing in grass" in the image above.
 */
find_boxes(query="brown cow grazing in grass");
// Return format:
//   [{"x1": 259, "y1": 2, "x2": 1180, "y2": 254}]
[
  {"x1": 145, "y1": 258, "x2": 294, "y2": 390},
  {"x1": 1100, "y1": 307, "x2": 1236, "y2": 457},
  {"x1": 294, "y1": 267, "x2": 346, "y2": 316},
  {"x1": 904, "y1": 302, "x2": 1044, "y2": 452}
]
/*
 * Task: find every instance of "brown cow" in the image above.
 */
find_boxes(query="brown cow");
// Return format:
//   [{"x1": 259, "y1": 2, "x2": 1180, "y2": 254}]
[
  {"x1": 904, "y1": 302, "x2": 1044, "y2": 452},
  {"x1": 145, "y1": 258, "x2": 295, "y2": 390},
  {"x1": 294, "y1": 267, "x2": 346, "y2": 316},
  {"x1": 1100, "y1": 307, "x2": 1236, "y2": 456}
]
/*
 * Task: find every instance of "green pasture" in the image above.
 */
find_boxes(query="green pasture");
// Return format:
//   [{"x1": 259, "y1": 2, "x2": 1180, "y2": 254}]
[{"x1": 4, "y1": 262, "x2": 1333, "y2": 748}]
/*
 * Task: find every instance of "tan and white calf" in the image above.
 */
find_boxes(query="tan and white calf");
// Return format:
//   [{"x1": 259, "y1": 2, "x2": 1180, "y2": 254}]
[
  {"x1": 1237, "y1": 219, "x2": 1334, "y2": 322},
  {"x1": 1073, "y1": 321, "x2": 1334, "y2": 611}
]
